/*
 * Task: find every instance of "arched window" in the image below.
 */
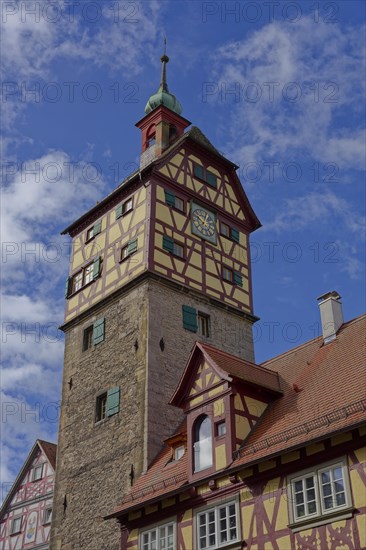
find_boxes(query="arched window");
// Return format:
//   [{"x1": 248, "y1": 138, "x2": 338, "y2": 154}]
[
  {"x1": 146, "y1": 125, "x2": 156, "y2": 148},
  {"x1": 193, "y1": 415, "x2": 212, "y2": 472}
]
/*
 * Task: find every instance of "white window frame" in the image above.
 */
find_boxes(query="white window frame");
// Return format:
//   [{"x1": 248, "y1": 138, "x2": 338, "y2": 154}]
[
  {"x1": 140, "y1": 519, "x2": 176, "y2": 550},
  {"x1": 32, "y1": 463, "x2": 43, "y2": 481},
  {"x1": 288, "y1": 457, "x2": 352, "y2": 528},
  {"x1": 174, "y1": 445, "x2": 185, "y2": 461},
  {"x1": 122, "y1": 197, "x2": 133, "y2": 215},
  {"x1": 43, "y1": 506, "x2": 52, "y2": 525},
  {"x1": 195, "y1": 498, "x2": 240, "y2": 550},
  {"x1": 10, "y1": 516, "x2": 22, "y2": 534}
]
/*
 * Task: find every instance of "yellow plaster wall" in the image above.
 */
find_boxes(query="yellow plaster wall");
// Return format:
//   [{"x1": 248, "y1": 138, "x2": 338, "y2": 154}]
[
  {"x1": 235, "y1": 414, "x2": 251, "y2": 442},
  {"x1": 245, "y1": 396, "x2": 268, "y2": 417},
  {"x1": 215, "y1": 444, "x2": 227, "y2": 470}
]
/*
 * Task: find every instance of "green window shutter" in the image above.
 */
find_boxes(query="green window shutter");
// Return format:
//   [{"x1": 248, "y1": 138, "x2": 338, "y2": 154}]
[
  {"x1": 233, "y1": 271, "x2": 243, "y2": 287},
  {"x1": 115, "y1": 204, "x2": 123, "y2": 219},
  {"x1": 231, "y1": 228, "x2": 239, "y2": 243},
  {"x1": 65, "y1": 277, "x2": 71, "y2": 298},
  {"x1": 182, "y1": 305, "x2": 197, "y2": 332},
  {"x1": 165, "y1": 190, "x2": 176, "y2": 207},
  {"x1": 106, "y1": 386, "x2": 120, "y2": 417},
  {"x1": 93, "y1": 257, "x2": 101, "y2": 279},
  {"x1": 193, "y1": 164, "x2": 204, "y2": 180},
  {"x1": 93, "y1": 221, "x2": 101, "y2": 236},
  {"x1": 93, "y1": 318, "x2": 105, "y2": 345},
  {"x1": 163, "y1": 235, "x2": 174, "y2": 253},
  {"x1": 206, "y1": 171, "x2": 217, "y2": 188},
  {"x1": 127, "y1": 239, "x2": 138, "y2": 255}
]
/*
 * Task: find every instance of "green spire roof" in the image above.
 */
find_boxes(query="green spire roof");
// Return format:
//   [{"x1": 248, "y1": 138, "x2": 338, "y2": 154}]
[{"x1": 144, "y1": 40, "x2": 182, "y2": 115}]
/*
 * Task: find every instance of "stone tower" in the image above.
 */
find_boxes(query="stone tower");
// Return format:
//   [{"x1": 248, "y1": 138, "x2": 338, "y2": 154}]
[{"x1": 51, "y1": 52, "x2": 260, "y2": 550}]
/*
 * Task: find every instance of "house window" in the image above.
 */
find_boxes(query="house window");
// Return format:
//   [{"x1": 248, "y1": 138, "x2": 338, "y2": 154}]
[
  {"x1": 10, "y1": 517, "x2": 22, "y2": 535},
  {"x1": 82, "y1": 325, "x2": 94, "y2": 351},
  {"x1": 141, "y1": 522, "x2": 175, "y2": 550},
  {"x1": 198, "y1": 313, "x2": 210, "y2": 337},
  {"x1": 289, "y1": 459, "x2": 351, "y2": 526},
  {"x1": 174, "y1": 445, "x2": 185, "y2": 461},
  {"x1": 163, "y1": 236, "x2": 185, "y2": 259},
  {"x1": 194, "y1": 415, "x2": 213, "y2": 472},
  {"x1": 95, "y1": 387, "x2": 120, "y2": 423},
  {"x1": 196, "y1": 501, "x2": 239, "y2": 550},
  {"x1": 146, "y1": 125, "x2": 156, "y2": 149},
  {"x1": 86, "y1": 221, "x2": 101, "y2": 242},
  {"x1": 164, "y1": 189, "x2": 185, "y2": 212},
  {"x1": 193, "y1": 164, "x2": 218, "y2": 188},
  {"x1": 115, "y1": 197, "x2": 134, "y2": 219},
  {"x1": 120, "y1": 239, "x2": 138, "y2": 261},
  {"x1": 220, "y1": 222, "x2": 239, "y2": 243},
  {"x1": 32, "y1": 464, "x2": 43, "y2": 481},
  {"x1": 216, "y1": 421, "x2": 226, "y2": 437},
  {"x1": 43, "y1": 507, "x2": 52, "y2": 525},
  {"x1": 68, "y1": 257, "x2": 101, "y2": 296}
]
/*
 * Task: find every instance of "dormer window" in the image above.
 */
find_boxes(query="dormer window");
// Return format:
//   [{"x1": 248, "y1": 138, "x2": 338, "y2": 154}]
[
  {"x1": 174, "y1": 445, "x2": 185, "y2": 461},
  {"x1": 193, "y1": 415, "x2": 212, "y2": 472}
]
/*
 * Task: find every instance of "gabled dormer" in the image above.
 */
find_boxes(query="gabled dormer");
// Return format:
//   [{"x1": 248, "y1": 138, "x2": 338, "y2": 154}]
[{"x1": 170, "y1": 342, "x2": 282, "y2": 482}]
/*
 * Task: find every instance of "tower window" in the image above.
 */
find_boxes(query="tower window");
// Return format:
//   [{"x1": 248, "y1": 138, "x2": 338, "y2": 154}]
[
  {"x1": 86, "y1": 221, "x2": 102, "y2": 242},
  {"x1": 222, "y1": 266, "x2": 233, "y2": 283},
  {"x1": 194, "y1": 415, "x2": 213, "y2": 472},
  {"x1": 193, "y1": 163, "x2": 218, "y2": 188},
  {"x1": 163, "y1": 236, "x2": 185, "y2": 259},
  {"x1": 68, "y1": 257, "x2": 101, "y2": 296},
  {"x1": 198, "y1": 313, "x2": 210, "y2": 337},
  {"x1": 220, "y1": 222, "x2": 240, "y2": 243},
  {"x1": 164, "y1": 190, "x2": 185, "y2": 212},
  {"x1": 146, "y1": 125, "x2": 156, "y2": 149},
  {"x1": 115, "y1": 197, "x2": 133, "y2": 219},
  {"x1": 83, "y1": 325, "x2": 94, "y2": 351},
  {"x1": 120, "y1": 239, "x2": 138, "y2": 262},
  {"x1": 96, "y1": 393, "x2": 107, "y2": 422},
  {"x1": 95, "y1": 386, "x2": 120, "y2": 423}
]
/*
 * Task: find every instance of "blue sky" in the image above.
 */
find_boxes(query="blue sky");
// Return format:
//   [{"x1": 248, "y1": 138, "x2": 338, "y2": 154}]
[{"x1": 1, "y1": 0, "x2": 365, "y2": 500}]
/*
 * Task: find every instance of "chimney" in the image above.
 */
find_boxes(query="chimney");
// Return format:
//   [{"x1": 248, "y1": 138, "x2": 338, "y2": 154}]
[{"x1": 317, "y1": 291, "x2": 344, "y2": 344}]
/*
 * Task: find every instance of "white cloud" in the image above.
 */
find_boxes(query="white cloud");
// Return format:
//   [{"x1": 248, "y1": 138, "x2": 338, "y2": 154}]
[
  {"x1": 210, "y1": 18, "x2": 366, "y2": 169},
  {"x1": 264, "y1": 191, "x2": 365, "y2": 235}
]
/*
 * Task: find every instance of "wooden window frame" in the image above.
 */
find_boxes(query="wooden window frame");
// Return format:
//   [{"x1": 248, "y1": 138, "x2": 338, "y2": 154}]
[
  {"x1": 222, "y1": 266, "x2": 233, "y2": 283},
  {"x1": 85, "y1": 221, "x2": 102, "y2": 243},
  {"x1": 43, "y1": 507, "x2": 52, "y2": 525},
  {"x1": 120, "y1": 239, "x2": 138, "y2": 263},
  {"x1": 69, "y1": 258, "x2": 101, "y2": 296},
  {"x1": 198, "y1": 312, "x2": 210, "y2": 338},
  {"x1": 195, "y1": 498, "x2": 240, "y2": 550},
  {"x1": 95, "y1": 392, "x2": 108, "y2": 423},
  {"x1": 32, "y1": 464, "x2": 43, "y2": 481},
  {"x1": 193, "y1": 163, "x2": 218, "y2": 188},
  {"x1": 287, "y1": 458, "x2": 352, "y2": 530},
  {"x1": 82, "y1": 325, "x2": 94, "y2": 351}
]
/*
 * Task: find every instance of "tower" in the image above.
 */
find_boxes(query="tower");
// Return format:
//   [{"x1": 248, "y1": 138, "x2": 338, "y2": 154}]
[{"x1": 51, "y1": 51, "x2": 260, "y2": 550}]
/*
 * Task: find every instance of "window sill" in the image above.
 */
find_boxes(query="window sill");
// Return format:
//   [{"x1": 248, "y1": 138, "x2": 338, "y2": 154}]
[{"x1": 288, "y1": 507, "x2": 354, "y2": 532}]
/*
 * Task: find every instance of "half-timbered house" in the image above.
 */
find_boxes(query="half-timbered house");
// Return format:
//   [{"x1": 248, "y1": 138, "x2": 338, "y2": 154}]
[
  {"x1": 106, "y1": 297, "x2": 366, "y2": 550},
  {"x1": 0, "y1": 440, "x2": 56, "y2": 550}
]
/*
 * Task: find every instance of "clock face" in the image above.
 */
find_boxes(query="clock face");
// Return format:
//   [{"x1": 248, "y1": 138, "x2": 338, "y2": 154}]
[{"x1": 191, "y1": 206, "x2": 217, "y2": 243}]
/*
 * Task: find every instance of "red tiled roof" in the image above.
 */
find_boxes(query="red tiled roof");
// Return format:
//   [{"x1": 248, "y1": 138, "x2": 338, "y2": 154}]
[
  {"x1": 38, "y1": 440, "x2": 57, "y2": 470},
  {"x1": 108, "y1": 314, "x2": 366, "y2": 517}
]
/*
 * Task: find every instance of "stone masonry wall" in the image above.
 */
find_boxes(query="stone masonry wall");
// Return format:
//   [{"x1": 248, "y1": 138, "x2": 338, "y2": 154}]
[{"x1": 51, "y1": 282, "x2": 149, "y2": 550}]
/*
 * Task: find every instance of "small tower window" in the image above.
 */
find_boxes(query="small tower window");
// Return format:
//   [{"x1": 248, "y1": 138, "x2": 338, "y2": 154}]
[
  {"x1": 146, "y1": 125, "x2": 156, "y2": 148},
  {"x1": 194, "y1": 415, "x2": 213, "y2": 472},
  {"x1": 169, "y1": 124, "x2": 177, "y2": 143}
]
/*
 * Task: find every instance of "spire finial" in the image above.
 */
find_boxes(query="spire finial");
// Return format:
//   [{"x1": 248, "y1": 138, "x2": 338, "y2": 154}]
[{"x1": 159, "y1": 36, "x2": 169, "y2": 92}]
